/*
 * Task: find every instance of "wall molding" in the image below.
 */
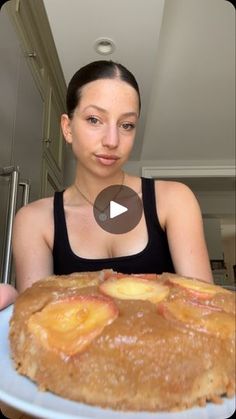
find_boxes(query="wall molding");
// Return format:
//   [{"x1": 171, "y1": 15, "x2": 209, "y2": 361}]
[{"x1": 142, "y1": 165, "x2": 236, "y2": 178}]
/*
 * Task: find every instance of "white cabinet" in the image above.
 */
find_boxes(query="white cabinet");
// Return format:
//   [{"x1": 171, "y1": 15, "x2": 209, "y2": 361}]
[
  {"x1": 0, "y1": 6, "x2": 44, "y2": 283},
  {"x1": 0, "y1": 10, "x2": 19, "y2": 167},
  {"x1": 43, "y1": 80, "x2": 65, "y2": 175},
  {"x1": 6, "y1": 0, "x2": 45, "y2": 96},
  {"x1": 12, "y1": 50, "x2": 44, "y2": 202},
  {"x1": 41, "y1": 156, "x2": 63, "y2": 197},
  {"x1": 0, "y1": 0, "x2": 66, "y2": 284},
  {"x1": 0, "y1": 5, "x2": 44, "y2": 201},
  {"x1": 5, "y1": 0, "x2": 67, "y2": 198}
]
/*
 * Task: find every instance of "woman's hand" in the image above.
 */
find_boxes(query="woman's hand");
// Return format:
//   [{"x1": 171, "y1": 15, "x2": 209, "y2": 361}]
[
  {"x1": 0, "y1": 284, "x2": 18, "y2": 310},
  {"x1": 0, "y1": 401, "x2": 33, "y2": 418}
]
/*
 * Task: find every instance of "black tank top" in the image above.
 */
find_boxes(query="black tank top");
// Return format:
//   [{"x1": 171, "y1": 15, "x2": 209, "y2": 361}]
[{"x1": 53, "y1": 177, "x2": 175, "y2": 275}]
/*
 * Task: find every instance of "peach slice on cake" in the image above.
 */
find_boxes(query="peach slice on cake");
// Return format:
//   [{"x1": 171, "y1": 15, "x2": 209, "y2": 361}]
[
  {"x1": 109, "y1": 272, "x2": 158, "y2": 280},
  {"x1": 99, "y1": 276, "x2": 169, "y2": 303},
  {"x1": 158, "y1": 299, "x2": 235, "y2": 339},
  {"x1": 27, "y1": 296, "x2": 118, "y2": 356},
  {"x1": 133, "y1": 273, "x2": 159, "y2": 280},
  {"x1": 166, "y1": 276, "x2": 229, "y2": 300}
]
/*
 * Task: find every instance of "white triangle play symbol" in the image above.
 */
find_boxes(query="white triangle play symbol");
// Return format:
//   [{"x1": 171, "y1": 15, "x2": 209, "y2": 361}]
[{"x1": 110, "y1": 200, "x2": 128, "y2": 219}]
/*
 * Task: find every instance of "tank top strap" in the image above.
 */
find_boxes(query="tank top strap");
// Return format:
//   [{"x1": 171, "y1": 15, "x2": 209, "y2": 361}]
[
  {"x1": 53, "y1": 190, "x2": 68, "y2": 251},
  {"x1": 141, "y1": 177, "x2": 164, "y2": 236}
]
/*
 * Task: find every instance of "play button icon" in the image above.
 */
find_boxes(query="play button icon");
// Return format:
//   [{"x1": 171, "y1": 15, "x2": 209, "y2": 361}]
[
  {"x1": 110, "y1": 201, "x2": 128, "y2": 219},
  {"x1": 93, "y1": 184, "x2": 143, "y2": 234}
]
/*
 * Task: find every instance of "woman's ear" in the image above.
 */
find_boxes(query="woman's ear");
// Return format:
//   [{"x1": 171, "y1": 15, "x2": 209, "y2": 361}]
[{"x1": 61, "y1": 114, "x2": 73, "y2": 144}]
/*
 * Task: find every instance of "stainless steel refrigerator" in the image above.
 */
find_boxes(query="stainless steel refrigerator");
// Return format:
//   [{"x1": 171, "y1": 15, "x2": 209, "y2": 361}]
[{"x1": 0, "y1": 6, "x2": 43, "y2": 285}]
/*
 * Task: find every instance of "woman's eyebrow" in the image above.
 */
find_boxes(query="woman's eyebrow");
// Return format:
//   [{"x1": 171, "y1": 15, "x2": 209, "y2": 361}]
[
  {"x1": 82, "y1": 105, "x2": 138, "y2": 118},
  {"x1": 82, "y1": 105, "x2": 107, "y2": 114}
]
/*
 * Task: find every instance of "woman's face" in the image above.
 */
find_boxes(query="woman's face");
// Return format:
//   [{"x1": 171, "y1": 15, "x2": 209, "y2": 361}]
[{"x1": 61, "y1": 78, "x2": 139, "y2": 177}]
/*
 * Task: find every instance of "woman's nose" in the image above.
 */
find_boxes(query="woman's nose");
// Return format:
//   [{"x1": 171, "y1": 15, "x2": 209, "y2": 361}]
[{"x1": 102, "y1": 125, "x2": 119, "y2": 148}]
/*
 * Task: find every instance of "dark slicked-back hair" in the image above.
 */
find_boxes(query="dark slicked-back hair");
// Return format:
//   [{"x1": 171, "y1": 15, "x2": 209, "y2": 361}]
[{"x1": 66, "y1": 60, "x2": 141, "y2": 118}]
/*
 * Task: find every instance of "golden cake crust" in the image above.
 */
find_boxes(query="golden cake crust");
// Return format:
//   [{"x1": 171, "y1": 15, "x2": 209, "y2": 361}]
[{"x1": 9, "y1": 271, "x2": 235, "y2": 411}]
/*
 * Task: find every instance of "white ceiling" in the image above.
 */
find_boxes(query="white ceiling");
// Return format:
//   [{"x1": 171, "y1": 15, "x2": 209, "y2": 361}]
[{"x1": 43, "y1": 0, "x2": 235, "y2": 166}]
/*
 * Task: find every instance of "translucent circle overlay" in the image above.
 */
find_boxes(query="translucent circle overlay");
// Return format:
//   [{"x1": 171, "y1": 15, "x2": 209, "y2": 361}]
[{"x1": 93, "y1": 184, "x2": 143, "y2": 234}]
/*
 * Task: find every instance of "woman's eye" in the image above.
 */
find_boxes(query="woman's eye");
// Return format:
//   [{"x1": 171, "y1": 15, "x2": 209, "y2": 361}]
[
  {"x1": 87, "y1": 116, "x2": 100, "y2": 125},
  {"x1": 121, "y1": 122, "x2": 135, "y2": 131}
]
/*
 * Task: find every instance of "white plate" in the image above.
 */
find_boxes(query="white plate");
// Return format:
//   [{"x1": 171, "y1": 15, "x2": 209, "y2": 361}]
[{"x1": 0, "y1": 305, "x2": 235, "y2": 419}]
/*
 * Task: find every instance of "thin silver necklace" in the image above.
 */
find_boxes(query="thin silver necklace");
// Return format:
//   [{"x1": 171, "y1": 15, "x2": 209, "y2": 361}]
[{"x1": 74, "y1": 171, "x2": 125, "y2": 215}]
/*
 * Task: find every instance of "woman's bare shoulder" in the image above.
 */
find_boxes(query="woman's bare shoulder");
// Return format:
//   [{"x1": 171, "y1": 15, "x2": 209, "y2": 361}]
[
  {"x1": 155, "y1": 179, "x2": 196, "y2": 202},
  {"x1": 14, "y1": 196, "x2": 54, "y2": 226},
  {"x1": 154, "y1": 180, "x2": 198, "y2": 228}
]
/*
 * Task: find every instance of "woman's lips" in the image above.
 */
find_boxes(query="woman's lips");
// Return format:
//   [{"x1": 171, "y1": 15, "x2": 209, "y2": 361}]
[{"x1": 95, "y1": 154, "x2": 120, "y2": 166}]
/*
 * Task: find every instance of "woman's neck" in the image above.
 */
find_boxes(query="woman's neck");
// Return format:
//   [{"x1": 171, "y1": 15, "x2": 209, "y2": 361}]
[{"x1": 73, "y1": 167, "x2": 125, "y2": 205}]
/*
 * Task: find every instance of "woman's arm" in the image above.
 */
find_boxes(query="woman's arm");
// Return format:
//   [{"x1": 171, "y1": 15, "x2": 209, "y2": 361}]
[
  {"x1": 12, "y1": 199, "x2": 54, "y2": 293},
  {"x1": 0, "y1": 200, "x2": 53, "y2": 310},
  {"x1": 156, "y1": 181, "x2": 213, "y2": 283}
]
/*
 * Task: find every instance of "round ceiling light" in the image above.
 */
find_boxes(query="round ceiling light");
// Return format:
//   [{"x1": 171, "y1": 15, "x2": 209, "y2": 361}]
[{"x1": 94, "y1": 38, "x2": 116, "y2": 55}]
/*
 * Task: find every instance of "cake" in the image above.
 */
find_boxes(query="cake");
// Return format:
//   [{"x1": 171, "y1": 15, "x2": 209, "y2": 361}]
[{"x1": 9, "y1": 270, "x2": 235, "y2": 411}]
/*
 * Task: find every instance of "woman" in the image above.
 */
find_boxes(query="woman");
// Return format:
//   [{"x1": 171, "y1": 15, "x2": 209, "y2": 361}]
[{"x1": 0, "y1": 60, "x2": 213, "y2": 309}]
